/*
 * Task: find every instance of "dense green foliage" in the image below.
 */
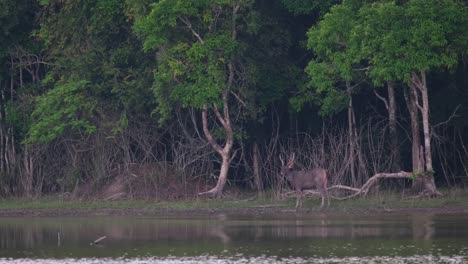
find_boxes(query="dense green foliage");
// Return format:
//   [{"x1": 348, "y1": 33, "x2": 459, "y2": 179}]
[
  {"x1": 359, "y1": 0, "x2": 468, "y2": 84},
  {"x1": 0, "y1": 0, "x2": 467, "y2": 198},
  {"x1": 134, "y1": 0, "x2": 248, "y2": 119}
]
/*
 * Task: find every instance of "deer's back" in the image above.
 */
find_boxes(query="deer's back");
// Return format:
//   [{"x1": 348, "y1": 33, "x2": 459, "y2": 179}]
[{"x1": 290, "y1": 168, "x2": 327, "y2": 190}]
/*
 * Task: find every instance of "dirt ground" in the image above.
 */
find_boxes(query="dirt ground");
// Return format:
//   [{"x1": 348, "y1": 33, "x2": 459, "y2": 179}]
[{"x1": 1, "y1": 205, "x2": 467, "y2": 217}]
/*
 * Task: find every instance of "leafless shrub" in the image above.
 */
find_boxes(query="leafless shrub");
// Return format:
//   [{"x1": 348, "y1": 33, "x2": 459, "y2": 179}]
[
  {"x1": 256, "y1": 119, "x2": 398, "y2": 198},
  {"x1": 432, "y1": 126, "x2": 468, "y2": 187}
]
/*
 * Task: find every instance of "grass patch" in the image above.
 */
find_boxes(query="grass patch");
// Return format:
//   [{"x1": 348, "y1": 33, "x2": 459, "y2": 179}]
[
  {"x1": 0, "y1": 197, "x2": 151, "y2": 210},
  {"x1": 318, "y1": 188, "x2": 468, "y2": 212},
  {"x1": 0, "y1": 188, "x2": 466, "y2": 214}
]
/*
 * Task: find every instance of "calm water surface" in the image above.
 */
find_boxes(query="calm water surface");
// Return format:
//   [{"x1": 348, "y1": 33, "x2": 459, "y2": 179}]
[{"x1": 0, "y1": 212, "x2": 467, "y2": 263}]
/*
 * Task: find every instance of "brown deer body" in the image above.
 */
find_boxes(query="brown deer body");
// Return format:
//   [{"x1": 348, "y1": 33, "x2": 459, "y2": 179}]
[{"x1": 280, "y1": 154, "x2": 330, "y2": 210}]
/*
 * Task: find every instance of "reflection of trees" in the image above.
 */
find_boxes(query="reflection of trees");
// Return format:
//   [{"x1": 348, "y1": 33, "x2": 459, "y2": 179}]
[
  {"x1": 209, "y1": 225, "x2": 231, "y2": 244},
  {"x1": 411, "y1": 213, "x2": 434, "y2": 241},
  {"x1": 0, "y1": 213, "x2": 440, "y2": 254},
  {"x1": 224, "y1": 218, "x2": 409, "y2": 240},
  {"x1": 0, "y1": 217, "x2": 234, "y2": 251},
  {"x1": 0, "y1": 219, "x2": 57, "y2": 250}
]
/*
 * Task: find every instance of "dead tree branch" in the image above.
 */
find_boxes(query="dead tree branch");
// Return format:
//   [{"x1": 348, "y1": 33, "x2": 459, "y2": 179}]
[{"x1": 331, "y1": 171, "x2": 413, "y2": 200}]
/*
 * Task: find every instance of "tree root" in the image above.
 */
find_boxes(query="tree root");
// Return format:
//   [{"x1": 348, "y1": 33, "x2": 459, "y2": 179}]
[{"x1": 198, "y1": 187, "x2": 222, "y2": 197}]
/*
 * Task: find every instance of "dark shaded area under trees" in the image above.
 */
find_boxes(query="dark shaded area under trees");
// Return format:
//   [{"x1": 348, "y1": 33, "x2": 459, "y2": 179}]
[{"x1": 0, "y1": 0, "x2": 467, "y2": 200}]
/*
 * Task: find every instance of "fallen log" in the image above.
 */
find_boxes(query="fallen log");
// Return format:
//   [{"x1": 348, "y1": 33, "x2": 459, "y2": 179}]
[
  {"x1": 90, "y1": 236, "x2": 107, "y2": 245},
  {"x1": 332, "y1": 171, "x2": 414, "y2": 200},
  {"x1": 282, "y1": 171, "x2": 442, "y2": 201}
]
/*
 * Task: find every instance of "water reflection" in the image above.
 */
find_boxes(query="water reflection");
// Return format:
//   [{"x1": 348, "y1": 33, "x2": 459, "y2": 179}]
[{"x1": 0, "y1": 212, "x2": 467, "y2": 259}]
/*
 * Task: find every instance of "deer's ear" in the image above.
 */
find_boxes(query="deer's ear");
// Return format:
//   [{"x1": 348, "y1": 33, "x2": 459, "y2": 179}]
[{"x1": 287, "y1": 162, "x2": 294, "y2": 169}]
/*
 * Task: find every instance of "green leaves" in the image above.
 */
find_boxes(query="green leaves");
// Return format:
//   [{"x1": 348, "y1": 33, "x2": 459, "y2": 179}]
[
  {"x1": 297, "y1": 3, "x2": 361, "y2": 115},
  {"x1": 135, "y1": 0, "x2": 252, "y2": 122},
  {"x1": 29, "y1": 0, "x2": 155, "y2": 143},
  {"x1": 27, "y1": 81, "x2": 97, "y2": 144},
  {"x1": 134, "y1": 0, "x2": 215, "y2": 51},
  {"x1": 293, "y1": 60, "x2": 348, "y2": 116},
  {"x1": 152, "y1": 33, "x2": 237, "y2": 118},
  {"x1": 298, "y1": 0, "x2": 468, "y2": 115},
  {"x1": 359, "y1": 0, "x2": 468, "y2": 84},
  {"x1": 280, "y1": 0, "x2": 339, "y2": 15}
]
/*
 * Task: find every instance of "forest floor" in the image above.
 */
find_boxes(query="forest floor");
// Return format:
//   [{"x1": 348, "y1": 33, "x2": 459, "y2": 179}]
[{"x1": 0, "y1": 188, "x2": 467, "y2": 217}]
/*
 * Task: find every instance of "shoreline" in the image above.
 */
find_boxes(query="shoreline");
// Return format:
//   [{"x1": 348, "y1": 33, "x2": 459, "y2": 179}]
[
  {"x1": 1, "y1": 205, "x2": 467, "y2": 217},
  {"x1": 1, "y1": 190, "x2": 467, "y2": 217}
]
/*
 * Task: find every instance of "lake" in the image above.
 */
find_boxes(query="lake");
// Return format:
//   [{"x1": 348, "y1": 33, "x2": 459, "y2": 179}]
[{"x1": 0, "y1": 212, "x2": 467, "y2": 263}]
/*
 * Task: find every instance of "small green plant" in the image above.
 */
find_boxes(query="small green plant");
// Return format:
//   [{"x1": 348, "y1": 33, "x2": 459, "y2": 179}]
[{"x1": 410, "y1": 169, "x2": 436, "y2": 181}]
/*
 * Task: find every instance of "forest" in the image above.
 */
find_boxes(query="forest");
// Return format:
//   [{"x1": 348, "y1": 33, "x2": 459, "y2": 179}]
[{"x1": 0, "y1": 0, "x2": 467, "y2": 201}]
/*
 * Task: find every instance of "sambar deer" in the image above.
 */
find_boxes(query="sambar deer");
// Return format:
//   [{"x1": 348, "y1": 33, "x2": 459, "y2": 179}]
[{"x1": 280, "y1": 154, "x2": 330, "y2": 210}]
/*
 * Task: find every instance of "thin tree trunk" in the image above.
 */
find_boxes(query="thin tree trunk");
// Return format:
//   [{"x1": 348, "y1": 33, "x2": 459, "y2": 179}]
[
  {"x1": 0, "y1": 84, "x2": 4, "y2": 174},
  {"x1": 387, "y1": 81, "x2": 400, "y2": 172},
  {"x1": 407, "y1": 72, "x2": 439, "y2": 196},
  {"x1": 405, "y1": 85, "x2": 426, "y2": 192},
  {"x1": 198, "y1": 4, "x2": 239, "y2": 197},
  {"x1": 346, "y1": 81, "x2": 356, "y2": 186},
  {"x1": 412, "y1": 71, "x2": 438, "y2": 195},
  {"x1": 252, "y1": 142, "x2": 263, "y2": 196},
  {"x1": 416, "y1": 71, "x2": 433, "y2": 172},
  {"x1": 213, "y1": 155, "x2": 230, "y2": 197},
  {"x1": 199, "y1": 91, "x2": 234, "y2": 197},
  {"x1": 22, "y1": 145, "x2": 34, "y2": 197},
  {"x1": 405, "y1": 85, "x2": 422, "y2": 173}
]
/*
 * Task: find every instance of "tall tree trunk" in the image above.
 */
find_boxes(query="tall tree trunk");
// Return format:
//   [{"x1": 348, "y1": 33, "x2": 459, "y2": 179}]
[
  {"x1": 404, "y1": 85, "x2": 422, "y2": 174},
  {"x1": 411, "y1": 71, "x2": 439, "y2": 196},
  {"x1": 346, "y1": 81, "x2": 357, "y2": 186},
  {"x1": 252, "y1": 142, "x2": 263, "y2": 196},
  {"x1": 375, "y1": 82, "x2": 401, "y2": 172},
  {"x1": 407, "y1": 84, "x2": 426, "y2": 192},
  {"x1": 199, "y1": 90, "x2": 234, "y2": 197},
  {"x1": 197, "y1": 4, "x2": 240, "y2": 197},
  {"x1": 0, "y1": 70, "x2": 19, "y2": 195},
  {"x1": 387, "y1": 81, "x2": 401, "y2": 172},
  {"x1": 213, "y1": 155, "x2": 230, "y2": 196},
  {"x1": 22, "y1": 145, "x2": 34, "y2": 197},
  {"x1": 0, "y1": 85, "x2": 5, "y2": 175},
  {"x1": 414, "y1": 72, "x2": 433, "y2": 172},
  {"x1": 0, "y1": 90, "x2": 8, "y2": 195}
]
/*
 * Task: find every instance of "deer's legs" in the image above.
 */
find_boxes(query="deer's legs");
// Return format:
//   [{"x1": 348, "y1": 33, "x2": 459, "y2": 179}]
[
  {"x1": 319, "y1": 188, "x2": 330, "y2": 209},
  {"x1": 295, "y1": 190, "x2": 303, "y2": 211}
]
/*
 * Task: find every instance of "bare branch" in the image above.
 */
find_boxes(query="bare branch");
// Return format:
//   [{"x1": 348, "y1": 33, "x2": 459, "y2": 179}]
[
  {"x1": 178, "y1": 16, "x2": 205, "y2": 44},
  {"x1": 208, "y1": 6, "x2": 223, "y2": 32},
  {"x1": 433, "y1": 104, "x2": 461, "y2": 129},
  {"x1": 202, "y1": 105, "x2": 223, "y2": 155},
  {"x1": 229, "y1": 149, "x2": 238, "y2": 163},
  {"x1": 327, "y1": 184, "x2": 360, "y2": 192},
  {"x1": 411, "y1": 73, "x2": 423, "y2": 91},
  {"x1": 190, "y1": 107, "x2": 204, "y2": 141},
  {"x1": 373, "y1": 89, "x2": 389, "y2": 110},
  {"x1": 212, "y1": 103, "x2": 228, "y2": 129},
  {"x1": 230, "y1": 91, "x2": 247, "y2": 107},
  {"x1": 231, "y1": 4, "x2": 240, "y2": 40},
  {"x1": 332, "y1": 171, "x2": 414, "y2": 200},
  {"x1": 410, "y1": 84, "x2": 424, "y2": 113}
]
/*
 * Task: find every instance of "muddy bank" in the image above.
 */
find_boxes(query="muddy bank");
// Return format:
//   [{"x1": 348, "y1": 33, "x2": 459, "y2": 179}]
[{"x1": 1, "y1": 205, "x2": 467, "y2": 217}]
